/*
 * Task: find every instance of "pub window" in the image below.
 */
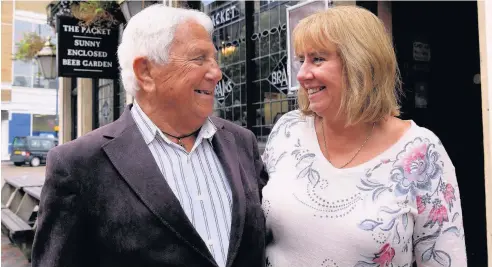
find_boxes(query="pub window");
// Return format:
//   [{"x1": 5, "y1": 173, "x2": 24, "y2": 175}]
[
  {"x1": 252, "y1": 1, "x2": 299, "y2": 145},
  {"x1": 203, "y1": 0, "x2": 300, "y2": 148},
  {"x1": 207, "y1": 1, "x2": 248, "y2": 127},
  {"x1": 118, "y1": 79, "x2": 127, "y2": 116},
  {"x1": 97, "y1": 79, "x2": 114, "y2": 127}
]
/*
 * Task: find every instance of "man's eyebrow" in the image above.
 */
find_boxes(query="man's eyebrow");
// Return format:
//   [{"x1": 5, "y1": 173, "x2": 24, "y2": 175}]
[{"x1": 191, "y1": 47, "x2": 217, "y2": 57}]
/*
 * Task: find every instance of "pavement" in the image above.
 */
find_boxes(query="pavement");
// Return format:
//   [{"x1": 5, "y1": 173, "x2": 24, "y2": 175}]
[
  {"x1": 1, "y1": 234, "x2": 30, "y2": 267},
  {"x1": 1, "y1": 161, "x2": 46, "y2": 267}
]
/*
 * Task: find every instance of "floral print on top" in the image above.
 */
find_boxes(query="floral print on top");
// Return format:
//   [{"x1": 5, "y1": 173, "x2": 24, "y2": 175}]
[{"x1": 261, "y1": 110, "x2": 466, "y2": 267}]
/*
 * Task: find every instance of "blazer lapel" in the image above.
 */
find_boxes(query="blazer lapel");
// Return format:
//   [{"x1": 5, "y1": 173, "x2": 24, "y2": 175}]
[
  {"x1": 211, "y1": 124, "x2": 246, "y2": 267},
  {"x1": 101, "y1": 108, "x2": 216, "y2": 266}
]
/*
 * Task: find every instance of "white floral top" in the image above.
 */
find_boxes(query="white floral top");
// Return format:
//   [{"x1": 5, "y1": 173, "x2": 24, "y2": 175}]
[{"x1": 261, "y1": 110, "x2": 467, "y2": 267}]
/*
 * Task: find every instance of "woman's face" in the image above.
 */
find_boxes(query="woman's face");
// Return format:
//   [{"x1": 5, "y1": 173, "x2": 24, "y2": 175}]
[{"x1": 296, "y1": 41, "x2": 344, "y2": 117}]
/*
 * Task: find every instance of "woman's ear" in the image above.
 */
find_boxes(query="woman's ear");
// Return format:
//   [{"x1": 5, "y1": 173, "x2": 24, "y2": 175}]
[{"x1": 133, "y1": 57, "x2": 156, "y2": 93}]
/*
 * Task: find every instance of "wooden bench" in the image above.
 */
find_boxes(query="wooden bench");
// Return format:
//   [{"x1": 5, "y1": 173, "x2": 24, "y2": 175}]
[
  {"x1": 16, "y1": 186, "x2": 42, "y2": 227},
  {"x1": 1, "y1": 208, "x2": 34, "y2": 260},
  {"x1": 1, "y1": 177, "x2": 44, "y2": 262},
  {"x1": 1, "y1": 209, "x2": 32, "y2": 240},
  {"x1": 1, "y1": 176, "x2": 44, "y2": 212}
]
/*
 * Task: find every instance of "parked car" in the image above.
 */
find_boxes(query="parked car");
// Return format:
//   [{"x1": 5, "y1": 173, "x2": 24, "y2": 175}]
[{"x1": 10, "y1": 136, "x2": 58, "y2": 167}]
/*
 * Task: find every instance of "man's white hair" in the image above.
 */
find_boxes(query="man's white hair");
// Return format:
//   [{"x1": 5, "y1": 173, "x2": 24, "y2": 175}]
[{"x1": 117, "y1": 4, "x2": 214, "y2": 96}]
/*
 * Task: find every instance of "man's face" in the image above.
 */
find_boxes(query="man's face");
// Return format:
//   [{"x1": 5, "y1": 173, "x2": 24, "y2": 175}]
[{"x1": 148, "y1": 21, "x2": 222, "y2": 120}]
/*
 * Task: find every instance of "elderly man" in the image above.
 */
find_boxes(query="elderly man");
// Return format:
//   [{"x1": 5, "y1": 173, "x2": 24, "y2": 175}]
[{"x1": 32, "y1": 5, "x2": 268, "y2": 267}]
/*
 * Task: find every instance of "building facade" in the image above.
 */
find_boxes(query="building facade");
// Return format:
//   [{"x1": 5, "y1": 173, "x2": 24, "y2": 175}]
[
  {"x1": 1, "y1": 0, "x2": 58, "y2": 160},
  {"x1": 49, "y1": 0, "x2": 492, "y2": 265}
]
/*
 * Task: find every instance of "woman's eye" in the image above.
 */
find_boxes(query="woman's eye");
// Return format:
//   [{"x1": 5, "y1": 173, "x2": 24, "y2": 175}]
[{"x1": 313, "y1": 57, "x2": 325, "y2": 63}]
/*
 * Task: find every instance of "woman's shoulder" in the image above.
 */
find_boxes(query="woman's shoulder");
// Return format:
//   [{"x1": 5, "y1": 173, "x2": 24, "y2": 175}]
[
  {"x1": 275, "y1": 110, "x2": 305, "y2": 123},
  {"x1": 390, "y1": 119, "x2": 454, "y2": 169},
  {"x1": 384, "y1": 117, "x2": 442, "y2": 144},
  {"x1": 266, "y1": 110, "x2": 310, "y2": 144},
  {"x1": 401, "y1": 119, "x2": 445, "y2": 147},
  {"x1": 270, "y1": 110, "x2": 309, "y2": 132}
]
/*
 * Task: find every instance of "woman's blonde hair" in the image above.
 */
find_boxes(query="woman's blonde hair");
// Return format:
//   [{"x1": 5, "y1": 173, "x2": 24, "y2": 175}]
[{"x1": 293, "y1": 6, "x2": 402, "y2": 126}]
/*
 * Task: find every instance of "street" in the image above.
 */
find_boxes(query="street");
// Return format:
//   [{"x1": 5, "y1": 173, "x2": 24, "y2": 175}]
[
  {"x1": 1, "y1": 162, "x2": 46, "y2": 185},
  {"x1": 1, "y1": 161, "x2": 46, "y2": 266}
]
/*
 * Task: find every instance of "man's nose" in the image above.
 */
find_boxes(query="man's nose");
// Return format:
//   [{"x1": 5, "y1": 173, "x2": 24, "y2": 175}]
[
  {"x1": 207, "y1": 60, "x2": 222, "y2": 82},
  {"x1": 297, "y1": 63, "x2": 313, "y2": 82}
]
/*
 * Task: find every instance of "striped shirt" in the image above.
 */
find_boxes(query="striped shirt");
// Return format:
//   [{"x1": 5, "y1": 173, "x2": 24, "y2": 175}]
[{"x1": 131, "y1": 102, "x2": 232, "y2": 267}]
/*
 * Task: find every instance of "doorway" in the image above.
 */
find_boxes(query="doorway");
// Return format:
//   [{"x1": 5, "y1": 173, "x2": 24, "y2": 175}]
[{"x1": 392, "y1": 1, "x2": 486, "y2": 265}]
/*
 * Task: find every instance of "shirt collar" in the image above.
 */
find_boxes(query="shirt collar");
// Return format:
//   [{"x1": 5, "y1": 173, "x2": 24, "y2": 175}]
[{"x1": 131, "y1": 101, "x2": 217, "y2": 146}]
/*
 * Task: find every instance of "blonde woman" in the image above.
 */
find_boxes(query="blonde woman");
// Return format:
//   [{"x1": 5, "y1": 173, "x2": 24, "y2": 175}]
[{"x1": 261, "y1": 6, "x2": 466, "y2": 267}]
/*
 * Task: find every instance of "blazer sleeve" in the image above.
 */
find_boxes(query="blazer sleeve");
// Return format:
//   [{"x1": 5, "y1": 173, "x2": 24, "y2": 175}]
[
  {"x1": 250, "y1": 131, "x2": 269, "y2": 201},
  {"x1": 31, "y1": 149, "x2": 90, "y2": 267}
]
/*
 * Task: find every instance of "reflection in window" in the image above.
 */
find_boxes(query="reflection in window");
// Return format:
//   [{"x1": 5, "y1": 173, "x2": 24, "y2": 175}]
[
  {"x1": 32, "y1": 114, "x2": 56, "y2": 135},
  {"x1": 210, "y1": 1, "x2": 247, "y2": 127},
  {"x1": 98, "y1": 79, "x2": 114, "y2": 127},
  {"x1": 30, "y1": 140, "x2": 41, "y2": 148},
  {"x1": 252, "y1": 1, "x2": 298, "y2": 144},
  {"x1": 204, "y1": 1, "x2": 299, "y2": 146},
  {"x1": 40, "y1": 140, "x2": 54, "y2": 149},
  {"x1": 12, "y1": 19, "x2": 57, "y2": 89},
  {"x1": 14, "y1": 20, "x2": 32, "y2": 42},
  {"x1": 12, "y1": 137, "x2": 27, "y2": 148},
  {"x1": 119, "y1": 79, "x2": 127, "y2": 116}
]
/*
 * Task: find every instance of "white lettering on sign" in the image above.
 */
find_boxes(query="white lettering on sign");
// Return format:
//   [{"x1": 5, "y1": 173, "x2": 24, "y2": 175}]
[
  {"x1": 268, "y1": 55, "x2": 289, "y2": 95},
  {"x1": 214, "y1": 73, "x2": 236, "y2": 105},
  {"x1": 62, "y1": 59, "x2": 81, "y2": 66},
  {"x1": 67, "y1": 49, "x2": 108, "y2": 58},
  {"x1": 211, "y1": 5, "x2": 238, "y2": 27},
  {"x1": 270, "y1": 67, "x2": 287, "y2": 87},
  {"x1": 80, "y1": 26, "x2": 111, "y2": 35},
  {"x1": 82, "y1": 60, "x2": 113, "y2": 68},
  {"x1": 215, "y1": 79, "x2": 234, "y2": 99},
  {"x1": 63, "y1": 25, "x2": 80, "y2": 33},
  {"x1": 74, "y1": 39, "x2": 101, "y2": 48}
]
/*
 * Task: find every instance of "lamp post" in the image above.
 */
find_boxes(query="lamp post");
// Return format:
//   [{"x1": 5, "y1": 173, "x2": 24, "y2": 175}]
[
  {"x1": 35, "y1": 36, "x2": 59, "y2": 138},
  {"x1": 119, "y1": 0, "x2": 159, "y2": 22}
]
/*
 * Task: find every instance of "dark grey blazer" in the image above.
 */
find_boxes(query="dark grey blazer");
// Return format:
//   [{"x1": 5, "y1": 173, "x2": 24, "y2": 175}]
[{"x1": 31, "y1": 104, "x2": 268, "y2": 267}]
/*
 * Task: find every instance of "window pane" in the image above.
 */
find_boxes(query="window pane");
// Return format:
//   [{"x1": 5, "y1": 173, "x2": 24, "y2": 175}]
[
  {"x1": 32, "y1": 114, "x2": 57, "y2": 134},
  {"x1": 13, "y1": 57, "x2": 33, "y2": 87},
  {"x1": 33, "y1": 63, "x2": 58, "y2": 89},
  {"x1": 39, "y1": 23, "x2": 57, "y2": 43},
  {"x1": 12, "y1": 75, "x2": 32, "y2": 87},
  {"x1": 119, "y1": 80, "x2": 126, "y2": 116},
  {"x1": 98, "y1": 80, "x2": 114, "y2": 127},
  {"x1": 14, "y1": 20, "x2": 32, "y2": 43},
  {"x1": 13, "y1": 60, "x2": 32, "y2": 76},
  {"x1": 13, "y1": 20, "x2": 58, "y2": 89},
  {"x1": 32, "y1": 75, "x2": 44, "y2": 88},
  {"x1": 13, "y1": 137, "x2": 27, "y2": 148},
  {"x1": 40, "y1": 140, "x2": 54, "y2": 149},
  {"x1": 30, "y1": 139, "x2": 41, "y2": 148}
]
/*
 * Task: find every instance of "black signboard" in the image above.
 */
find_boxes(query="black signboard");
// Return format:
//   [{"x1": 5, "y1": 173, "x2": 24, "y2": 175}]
[{"x1": 56, "y1": 16, "x2": 119, "y2": 78}]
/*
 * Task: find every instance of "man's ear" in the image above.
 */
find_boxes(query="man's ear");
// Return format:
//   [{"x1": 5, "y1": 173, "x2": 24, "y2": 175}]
[{"x1": 133, "y1": 57, "x2": 155, "y2": 93}]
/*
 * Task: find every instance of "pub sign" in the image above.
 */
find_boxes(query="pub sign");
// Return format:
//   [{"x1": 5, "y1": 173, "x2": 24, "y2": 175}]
[{"x1": 56, "y1": 16, "x2": 119, "y2": 78}]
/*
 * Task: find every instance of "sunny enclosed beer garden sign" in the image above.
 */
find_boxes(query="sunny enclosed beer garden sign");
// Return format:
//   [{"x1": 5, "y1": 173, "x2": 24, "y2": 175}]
[{"x1": 56, "y1": 15, "x2": 119, "y2": 78}]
